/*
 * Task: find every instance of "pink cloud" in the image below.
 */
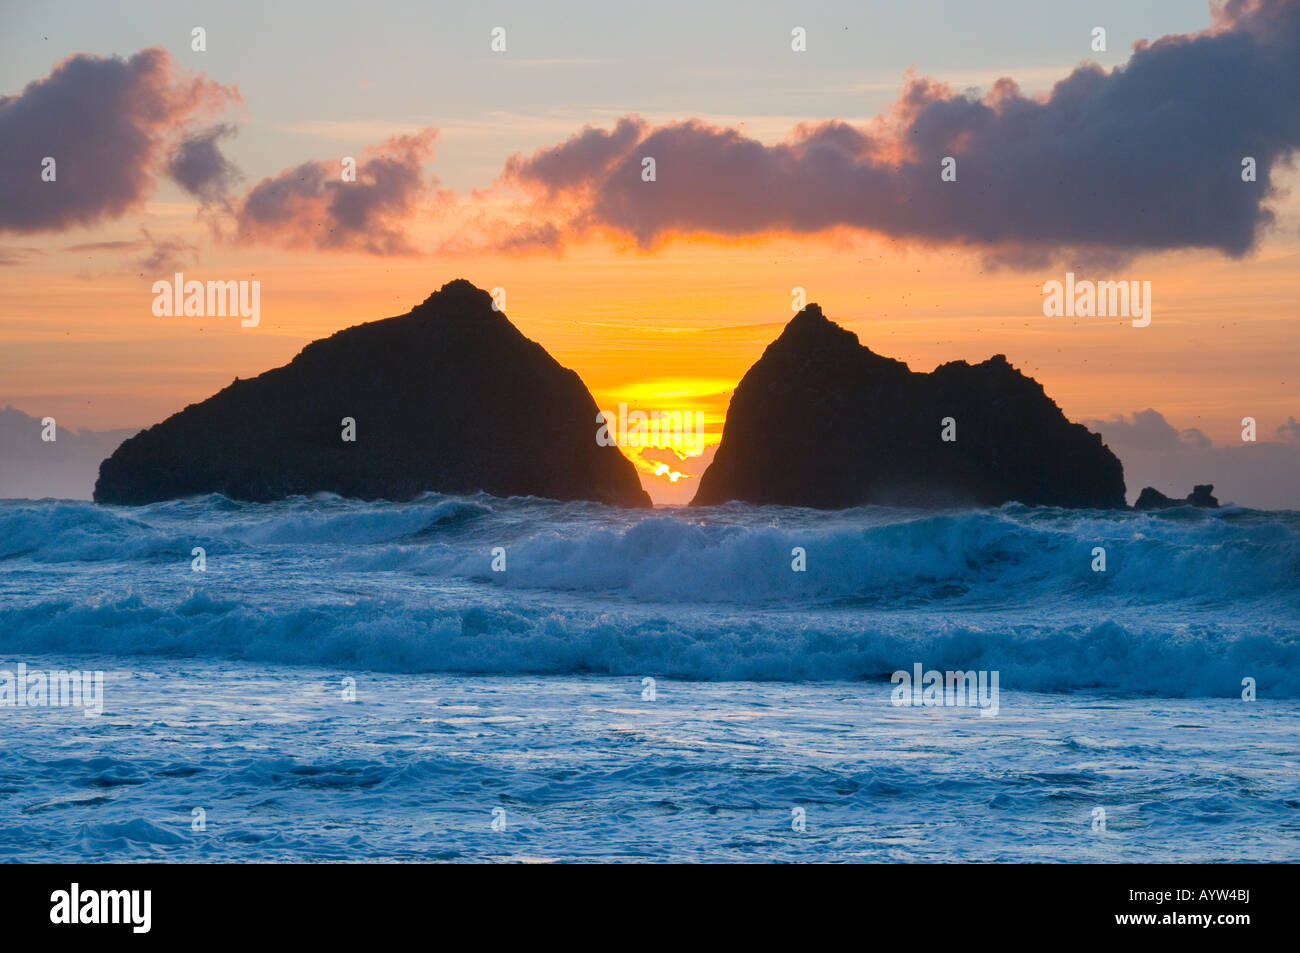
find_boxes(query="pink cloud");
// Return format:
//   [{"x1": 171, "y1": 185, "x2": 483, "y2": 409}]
[
  {"x1": 0, "y1": 48, "x2": 240, "y2": 233},
  {"x1": 233, "y1": 129, "x2": 440, "y2": 256}
]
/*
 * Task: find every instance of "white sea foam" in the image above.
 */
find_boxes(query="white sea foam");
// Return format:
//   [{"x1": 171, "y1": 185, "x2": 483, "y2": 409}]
[{"x1": 1, "y1": 496, "x2": 1295, "y2": 695}]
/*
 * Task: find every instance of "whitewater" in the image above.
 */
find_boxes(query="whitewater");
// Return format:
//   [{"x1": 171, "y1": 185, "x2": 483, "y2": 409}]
[{"x1": 1, "y1": 494, "x2": 1298, "y2": 861}]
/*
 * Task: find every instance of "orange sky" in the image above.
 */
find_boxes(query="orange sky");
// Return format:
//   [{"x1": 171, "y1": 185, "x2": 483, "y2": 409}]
[
  {"x1": 4, "y1": 2, "x2": 1298, "y2": 504},
  {"x1": 4, "y1": 204, "x2": 1298, "y2": 503}
]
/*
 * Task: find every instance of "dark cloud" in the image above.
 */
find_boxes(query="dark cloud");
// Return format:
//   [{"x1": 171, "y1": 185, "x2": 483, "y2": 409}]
[
  {"x1": 503, "y1": 117, "x2": 645, "y2": 197},
  {"x1": 0, "y1": 48, "x2": 240, "y2": 233},
  {"x1": 1086, "y1": 407, "x2": 1300, "y2": 509},
  {"x1": 234, "y1": 129, "x2": 438, "y2": 255},
  {"x1": 136, "y1": 229, "x2": 197, "y2": 272},
  {"x1": 167, "y1": 123, "x2": 241, "y2": 204},
  {"x1": 1084, "y1": 409, "x2": 1215, "y2": 452},
  {"x1": 499, "y1": 0, "x2": 1300, "y2": 263}
]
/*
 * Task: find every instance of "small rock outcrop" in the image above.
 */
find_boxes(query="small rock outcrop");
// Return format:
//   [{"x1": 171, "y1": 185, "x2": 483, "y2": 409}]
[
  {"x1": 691, "y1": 303, "x2": 1126, "y2": 509},
  {"x1": 1134, "y1": 484, "x2": 1221, "y2": 510},
  {"x1": 94, "y1": 280, "x2": 651, "y2": 507}
]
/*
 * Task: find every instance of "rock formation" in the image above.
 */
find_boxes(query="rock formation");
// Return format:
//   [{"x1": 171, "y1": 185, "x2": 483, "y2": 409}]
[
  {"x1": 1134, "y1": 484, "x2": 1220, "y2": 510},
  {"x1": 691, "y1": 303, "x2": 1126, "y2": 509},
  {"x1": 94, "y1": 279, "x2": 651, "y2": 507}
]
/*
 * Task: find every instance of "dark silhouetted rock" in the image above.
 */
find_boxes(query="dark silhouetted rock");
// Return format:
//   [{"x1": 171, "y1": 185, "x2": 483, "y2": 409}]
[
  {"x1": 1134, "y1": 488, "x2": 1176, "y2": 509},
  {"x1": 94, "y1": 279, "x2": 651, "y2": 507},
  {"x1": 1134, "y1": 484, "x2": 1220, "y2": 510},
  {"x1": 691, "y1": 303, "x2": 1126, "y2": 509}
]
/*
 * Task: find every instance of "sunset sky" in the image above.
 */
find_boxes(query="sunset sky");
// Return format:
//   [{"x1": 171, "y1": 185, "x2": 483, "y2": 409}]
[{"x1": 2, "y1": 0, "x2": 1297, "y2": 504}]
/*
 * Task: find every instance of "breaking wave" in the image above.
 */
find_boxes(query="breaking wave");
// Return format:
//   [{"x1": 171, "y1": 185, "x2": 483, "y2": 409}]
[{"x1": 1, "y1": 495, "x2": 1296, "y2": 694}]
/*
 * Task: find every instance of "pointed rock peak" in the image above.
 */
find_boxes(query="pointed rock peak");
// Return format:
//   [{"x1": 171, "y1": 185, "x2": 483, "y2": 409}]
[
  {"x1": 777, "y1": 301, "x2": 861, "y2": 350},
  {"x1": 691, "y1": 299, "x2": 1126, "y2": 509},
  {"x1": 972, "y1": 352, "x2": 1032, "y2": 383},
  {"x1": 981, "y1": 353, "x2": 1023, "y2": 376},
  {"x1": 786, "y1": 303, "x2": 845, "y2": 335},
  {"x1": 416, "y1": 278, "x2": 497, "y2": 314},
  {"x1": 93, "y1": 284, "x2": 651, "y2": 507},
  {"x1": 769, "y1": 301, "x2": 883, "y2": 361}
]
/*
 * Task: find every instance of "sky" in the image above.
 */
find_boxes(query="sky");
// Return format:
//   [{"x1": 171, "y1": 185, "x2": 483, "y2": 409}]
[{"x1": 1, "y1": 0, "x2": 1298, "y2": 504}]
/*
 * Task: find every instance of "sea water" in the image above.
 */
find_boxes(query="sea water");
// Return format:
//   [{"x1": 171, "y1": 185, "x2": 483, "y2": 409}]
[{"x1": 1, "y1": 494, "x2": 1297, "y2": 861}]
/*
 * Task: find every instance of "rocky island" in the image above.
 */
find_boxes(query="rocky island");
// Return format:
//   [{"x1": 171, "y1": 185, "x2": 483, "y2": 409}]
[
  {"x1": 94, "y1": 280, "x2": 651, "y2": 507},
  {"x1": 1134, "y1": 485, "x2": 1221, "y2": 509},
  {"x1": 691, "y1": 303, "x2": 1127, "y2": 509}
]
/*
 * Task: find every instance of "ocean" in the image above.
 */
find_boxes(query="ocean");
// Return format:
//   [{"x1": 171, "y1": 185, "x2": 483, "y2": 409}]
[{"x1": 1, "y1": 494, "x2": 1297, "y2": 862}]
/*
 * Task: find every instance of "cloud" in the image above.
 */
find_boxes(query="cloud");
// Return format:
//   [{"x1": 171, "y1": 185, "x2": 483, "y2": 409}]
[
  {"x1": 633, "y1": 443, "x2": 719, "y2": 505},
  {"x1": 62, "y1": 240, "x2": 141, "y2": 253},
  {"x1": 233, "y1": 129, "x2": 439, "y2": 255},
  {"x1": 1085, "y1": 408, "x2": 1300, "y2": 509},
  {"x1": 167, "y1": 123, "x2": 241, "y2": 204},
  {"x1": 1084, "y1": 408, "x2": 1216, "y2": 452},
  {"x1": 503, "y1": 116, "x2": 646, "y2": 198},
  {"x1": 136, "y1": 228, "x2": 198, "y2": 272},
  {"x1": 1276, "y1": 416, "x2": 1300, "y2": 442},
  {"x1": 638, "y1": 446, "x2": 695, "y2": 482},
  {"x1": 495, "y1": 0, "x2": 1300, "y2": 263},
  {"x1": 0, "y1": 246, "x2": 43, "y2": 266},
  {"x1": 0, "y1": 405, "x2": 137, "y2": 500},
  {"x1": 0, "y1": 48, "x2": 240, "y2": 233},
  {"x1": 61, "y1": 228, "x2": 197, "y2": 273}
]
